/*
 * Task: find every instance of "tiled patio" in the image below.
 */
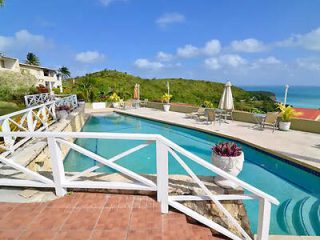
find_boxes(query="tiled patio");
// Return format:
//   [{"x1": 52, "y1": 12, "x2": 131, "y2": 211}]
[{"x1": 0, "y1": 192, "x2": 225, "y2": 240}]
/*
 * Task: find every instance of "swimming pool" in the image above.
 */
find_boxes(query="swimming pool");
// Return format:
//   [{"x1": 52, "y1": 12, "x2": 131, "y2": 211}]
[{"x1": 64, "y1": 113, "x2": 320, "y2": 236}]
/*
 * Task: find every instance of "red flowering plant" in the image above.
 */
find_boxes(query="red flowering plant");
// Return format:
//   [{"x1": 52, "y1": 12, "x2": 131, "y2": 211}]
[
  {"x1": 56, "y1": 105, "x2": 71, "y2": 112},
  {"x1": 212, "y1": 142, "x2": 242, "y2": 157}
]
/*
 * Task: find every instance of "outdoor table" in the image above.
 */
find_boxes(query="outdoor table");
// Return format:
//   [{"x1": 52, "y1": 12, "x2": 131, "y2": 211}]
[
  {"x1": 253, "y1": 113, "x2": 266, "y2": 129},
  {"x1": 214, "y1": 109, "x2": 229, "y2": 123},
  {"x1": 132, "y1": 100, "x2": 140, "y2": 108}
]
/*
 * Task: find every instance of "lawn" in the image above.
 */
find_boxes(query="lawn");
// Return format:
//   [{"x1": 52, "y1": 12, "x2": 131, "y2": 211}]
[{"x1": 0, "y1": 101, "x2": 23, "y2": 116}]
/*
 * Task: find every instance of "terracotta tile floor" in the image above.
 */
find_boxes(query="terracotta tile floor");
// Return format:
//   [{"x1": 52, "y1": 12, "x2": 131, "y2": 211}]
[{"x1": 0, "y1": 192, "x2": 226, "y2": 240}]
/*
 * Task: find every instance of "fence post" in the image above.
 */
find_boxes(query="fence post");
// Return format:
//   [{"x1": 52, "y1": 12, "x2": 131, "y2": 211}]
[
  {"x1": 27, "y1": 110, "x2": 34, "y2": 131},
  {"x1": 156, "y1": 140, "x2": 168, "y2": 214},
  {"x1": 257, "y1": 197, "x2": 271, "y2": 240},
  {"x1": 48, "y1": 137, "x2": 67, "y2": 196},
  {"x1": 1, "y1": 119, "x2": 14, "y2": 149}
]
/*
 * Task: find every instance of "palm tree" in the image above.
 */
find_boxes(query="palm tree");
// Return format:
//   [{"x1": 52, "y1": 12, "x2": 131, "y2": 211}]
[
  {"x1": 25, "y1": 52, "x2": 40, "y2": 66},
  {"x1": 58, "y1": 66, "x2": 71, "y2": 79},
  {"x1": 0, "y1": 0, "x2": 4, "y2": 7}
]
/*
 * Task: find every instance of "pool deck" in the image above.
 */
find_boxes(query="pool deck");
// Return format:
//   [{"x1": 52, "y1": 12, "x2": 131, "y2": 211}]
[
  {"x1": 106, "y1": 107, "x2": 320, "y2": 173},
  {"x1": 0, "y1": 192, "x2": 223, "y2": 240}
]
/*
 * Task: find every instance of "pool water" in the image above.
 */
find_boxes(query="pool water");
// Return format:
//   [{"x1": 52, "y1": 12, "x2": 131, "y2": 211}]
[{"x1": 64, "y1": 113, "x2": 320, "y2": 236}]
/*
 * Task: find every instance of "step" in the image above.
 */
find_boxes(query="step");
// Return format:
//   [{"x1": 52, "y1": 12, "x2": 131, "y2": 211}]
[
  {"x1": 285, "y1": 198, "x2": 298, "y2": 235},
  {"x1": 310, "y1": 199, "x2": 320, "y2": 235},
  {"x1": 292, "y1": 198, "x2": 308, "y2": 235},
  {"x1": 276, "y1": 199, "x2": 291, "y2": 233},
  {"x1": 301, "y1": 197, "x2": 317, "y2": 235}
]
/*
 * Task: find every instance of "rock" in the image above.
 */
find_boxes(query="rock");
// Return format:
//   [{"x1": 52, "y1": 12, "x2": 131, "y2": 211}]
[{"x1": 19, "y1": 189, "x2": 39, "y2": 198}]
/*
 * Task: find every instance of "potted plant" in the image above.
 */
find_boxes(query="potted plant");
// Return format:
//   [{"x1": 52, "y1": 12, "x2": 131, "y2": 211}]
[
  {"x1": 161, "y1": 93, "x2": 172, "y2": 112},
  {"x1": 211, "y1": 142, "x2": 244, "y2": 188},
  {"x1": 277, "y1": 103, "x2": 301, "y2": 131},
  {"x1": 108, "y1": 92, "x2": 121, "y2": 108},
  {"x1": 56, "y1": 105, "x2": 71, "y2": 119}
]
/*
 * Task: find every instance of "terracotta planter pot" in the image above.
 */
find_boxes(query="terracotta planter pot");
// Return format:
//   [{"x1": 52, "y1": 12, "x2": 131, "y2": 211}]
[
  {"x1": 279, "y1": 121, "x2": 291, "y2": 131},
  {"x1": 211, "y1": 152, "x2": 244, "y2": 188}
]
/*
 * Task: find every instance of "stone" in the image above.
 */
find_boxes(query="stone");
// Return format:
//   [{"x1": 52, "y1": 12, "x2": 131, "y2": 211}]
[{"x1": 19, "y1": 189, "x2": 39, "y2": 198}]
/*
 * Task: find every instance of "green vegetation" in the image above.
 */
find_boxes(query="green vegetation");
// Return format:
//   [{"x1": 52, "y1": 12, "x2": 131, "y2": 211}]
[
  {"x1": 25, "y1": 52, "x2": 40, "y2": 66},
  {"x1": 58, "y1": 66, "x2": 71, "y2": 79},
  {"x1": 0, "y1": 101, "x2": 23, "y2": 116},
  {"x1": 277, "y1": 103, "x2": 302, "y2": 122},
  {"x1": 63, "y1": 69, "x2": 277, "y2": 112},
  {"x1": 161, "y1": 93, "x2": 172, "y2": 103},
  {"x1": 0, "y1": 71, "x2": 37, "y2": 115}
]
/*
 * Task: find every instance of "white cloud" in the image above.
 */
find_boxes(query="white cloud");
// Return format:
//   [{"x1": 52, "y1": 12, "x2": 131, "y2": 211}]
[
  {"x1": 202, "y1": 39, "x2": 221, "y2": 56},
  {"x1": 156, "y1": 51, "x2": 173, "y2": 62},
  {"x1": 134, "y1": 58, "x2": 164, "y2": 70},
  {"x1": 177, "y1": 44, "x2": 199, "y2": 58},
  {"x1": 156, "y1": 13, "x2": 185, "y2": 27},
  {"x1": 277, "y1": 27, "x2": 320, "y2": 51},
  {"x1": 219, "y1": 54, "x2": 247, "y2": 67},
  {"x1": 75, "y1": 51, "x2": 105, "y2": 63},
  {"x1": 231, "y1": 38, "x2": 266, "y2": 52},
  {"x1": 296, "y1": 58, "x2": 320, "y2": 71},
  {"x1": 99, "y1": 0, "x2": 127, "y2": 7},
  {"x1": 0, "y1": 30, "x2": 53, "y2": 54},
  {"x1": 257, "y1": 56, "x2": 281, "y2": 64},
  {"x1": 204, "y1": 58, "x2": 221, "y2": 70}
]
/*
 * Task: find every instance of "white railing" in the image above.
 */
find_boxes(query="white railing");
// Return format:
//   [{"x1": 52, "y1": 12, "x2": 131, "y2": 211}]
[
  {"x1": 0, "y1": 102, "x2": 56, "y2": 157},
  {"x1": 55, "y1": 94, "x2": 78, "y2": 110},
  {"x1": 0, "y1": 131, "x2": 279, "y2": 240},
  {"x1": 24, "y1": 93, "x2": 51, "y2": 107},
  {"x1": 24, "y1": 93, "x2": 78, "y2": 110}
]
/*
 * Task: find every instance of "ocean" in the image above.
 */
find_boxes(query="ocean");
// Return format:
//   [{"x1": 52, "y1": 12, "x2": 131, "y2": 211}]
[{"x1": 241, "y1": 86, "x2": 320, "y2": 109}]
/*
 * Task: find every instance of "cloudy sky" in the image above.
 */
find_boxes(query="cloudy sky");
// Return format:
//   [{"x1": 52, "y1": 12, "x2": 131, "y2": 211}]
[{"x1": 0, "y1": 0, "x2": 320, "y2": 85}]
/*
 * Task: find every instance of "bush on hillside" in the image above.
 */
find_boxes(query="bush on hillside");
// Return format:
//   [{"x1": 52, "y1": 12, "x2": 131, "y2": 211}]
[{"x1": 0, "y1": 71, "x2": 37, "y2": 102}]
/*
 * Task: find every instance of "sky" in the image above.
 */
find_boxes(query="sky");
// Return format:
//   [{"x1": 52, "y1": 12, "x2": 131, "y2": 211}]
[{"x1": 0, "y1": 0, "x2": 320, "y2": 86}]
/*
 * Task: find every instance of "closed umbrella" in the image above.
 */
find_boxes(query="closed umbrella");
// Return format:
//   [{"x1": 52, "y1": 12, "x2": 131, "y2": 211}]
[
  {"x1": 133, "y1": 84, "x2": 140, "y2": 100},
  {"x1": 218, "y1": 81, "x2": 234, "y2": 110}
]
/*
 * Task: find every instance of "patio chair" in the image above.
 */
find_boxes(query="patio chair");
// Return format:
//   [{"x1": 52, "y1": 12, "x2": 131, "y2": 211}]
[
  {"x1": 226, "y1": 110, "x2": 233, "y2": 121},
  {"x1": 123, "y1": 100, "x2": 133, "y2": 110},
  {"x1": 207, "y1": 110, "x2": 220, "y2": 125},
  {"x1": 186, "y1": 107, "x2": 206, "y2": 119},
  {"x1": 262, "y1": 112, "x2": 279, "y2": 132}
]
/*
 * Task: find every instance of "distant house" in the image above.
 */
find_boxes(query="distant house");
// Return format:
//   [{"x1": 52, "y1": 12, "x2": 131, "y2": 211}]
[
  {"x1": 0, "y1": 55, "x2": 62, "y2": 92},
  {"x1": 293, "y1": 108, "x2": 320, "y2": 121}
]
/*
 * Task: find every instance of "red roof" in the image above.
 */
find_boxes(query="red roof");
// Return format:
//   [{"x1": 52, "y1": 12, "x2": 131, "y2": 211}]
[{"x1": 293, "y1": 108, "x2": 320, "y2": 121}]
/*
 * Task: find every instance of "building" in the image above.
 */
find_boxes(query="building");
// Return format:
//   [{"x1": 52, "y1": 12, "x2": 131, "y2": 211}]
[
  {"x1": 0, "y1": 55, "x2": 62, "y2": 92},
  {"x1": 293, "y1": 107, "x2": 320, "y2": 121}
]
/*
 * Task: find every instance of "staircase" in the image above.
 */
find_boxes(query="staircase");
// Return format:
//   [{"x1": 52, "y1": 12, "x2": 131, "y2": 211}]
[{"x1": 277, "y1": 196, "x2": 320, "y2": 235}]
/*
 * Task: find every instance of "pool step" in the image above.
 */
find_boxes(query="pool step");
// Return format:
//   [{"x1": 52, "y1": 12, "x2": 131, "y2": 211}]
[{"x1": 281, "y1": 197, "x2": 320, "y2": 236}]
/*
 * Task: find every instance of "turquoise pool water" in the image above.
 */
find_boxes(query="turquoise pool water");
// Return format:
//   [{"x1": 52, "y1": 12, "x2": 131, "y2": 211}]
[{"x1": 64, "y1": 113, "x2": 320, "y2": 236}]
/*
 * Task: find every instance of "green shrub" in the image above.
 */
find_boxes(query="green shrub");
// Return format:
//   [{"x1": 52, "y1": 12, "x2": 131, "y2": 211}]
[{"x1": 0, "y1": 71, "x2": 37, "y2": 102}]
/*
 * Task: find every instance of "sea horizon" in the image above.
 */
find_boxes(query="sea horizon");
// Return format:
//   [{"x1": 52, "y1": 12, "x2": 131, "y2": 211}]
[{"x1": 241, "y1": 85, "x2": 320, "y2": 109}]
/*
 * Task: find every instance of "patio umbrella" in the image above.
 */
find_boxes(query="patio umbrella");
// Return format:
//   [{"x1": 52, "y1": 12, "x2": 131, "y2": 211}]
[
  {"x1": 133, "y1": 83, "x2": 140, "y2": 100},
  {"x1": 218, "y1": 81, "x2": 234, "y2": 110}
]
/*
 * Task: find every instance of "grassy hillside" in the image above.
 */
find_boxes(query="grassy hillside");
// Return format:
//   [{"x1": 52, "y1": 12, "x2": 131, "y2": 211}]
[{"x1": 63, "y1": 70, "x2": 276, "y2": 112}]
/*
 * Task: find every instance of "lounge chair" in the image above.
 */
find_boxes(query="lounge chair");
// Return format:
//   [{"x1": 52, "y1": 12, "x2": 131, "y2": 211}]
[
  {"x1": 262, "y1": 112, "x2": 279, "y2": 132},
  {"x1": 207, "y1": 110, "x2": 220, "y2": 125}
]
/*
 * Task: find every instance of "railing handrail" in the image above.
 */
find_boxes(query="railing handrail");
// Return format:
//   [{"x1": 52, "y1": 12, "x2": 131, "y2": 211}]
[
  {"x1": 0, "y1": 131, "x2": 279, "y2": 205},
  {"x1": 24, "y1": 93, "x2": 49, "y2": 98},
  {"x1": 0, "y1": 101, "x2": 56, "y2": 120}
]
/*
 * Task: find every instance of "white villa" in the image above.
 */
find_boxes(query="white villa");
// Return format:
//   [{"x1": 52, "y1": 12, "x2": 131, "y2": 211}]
[{"x1": 0, "y1": 55, "x2": 62, "y2": 92}]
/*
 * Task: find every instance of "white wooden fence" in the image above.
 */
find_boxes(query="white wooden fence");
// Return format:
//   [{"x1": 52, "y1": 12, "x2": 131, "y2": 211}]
[
  {"x1": 24, "y1": 93, "x2": 78, "y2": 110},
  {"x1": 24, "y1": 93, "x2": 51, "y2": 107},
  {"x1": 0, "y1": 102, "x2": 57, "y2": 157},
  {"x1": 0, "y1": 131, "x2": 279, "y2": 240}
]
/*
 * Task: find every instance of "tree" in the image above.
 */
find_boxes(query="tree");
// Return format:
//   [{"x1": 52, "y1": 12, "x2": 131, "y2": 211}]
[
  {"x1": 25, "y1": 52, "x2": 40, "y2": 66},
  {"x1": 58, "y1": 66, "x2": 71, "y2": 79},
  {"x1": 0, "y1": 0, "x2": 4, "y2": 7}
]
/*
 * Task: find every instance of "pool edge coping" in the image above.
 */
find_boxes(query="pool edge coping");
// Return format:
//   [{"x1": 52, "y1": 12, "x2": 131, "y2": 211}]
[{"x1": 113, "y1": 109, "x2": 320, "y2": 175}]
